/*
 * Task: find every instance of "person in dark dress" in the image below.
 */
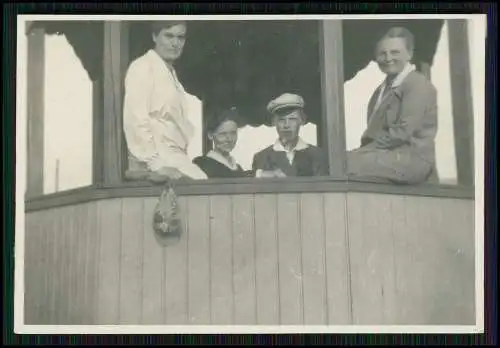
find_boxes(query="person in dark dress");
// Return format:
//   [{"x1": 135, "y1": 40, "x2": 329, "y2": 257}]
[
  {"x1": 252, "y1": 93, "x2": 327, "y2": 178},
  {"x1": 193, "y1": 107, "x2": 249, "y2": 178}
]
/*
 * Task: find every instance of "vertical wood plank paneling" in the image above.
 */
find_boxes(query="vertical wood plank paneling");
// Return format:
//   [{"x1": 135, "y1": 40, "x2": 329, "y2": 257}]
[
  {"x1": 277, "y1": 194, "x2": 304, "y2": 324},
  {"x1": 96, "y1": 199, "x2": 122, "y2": 324},
  {"x1": 43, "y1": 209, "x2": 55, "y2": 325},
  {"x1": 67, "y1": 206, "x2": 77, "y2": 324},
  {"x1": 72, "y1": 204, "x2": 85, "y2": 324},
  {"x1": 388, "y1": 195, "x2": 407, "y2": 324},
  {"x1": 232, "y1": 195, "x2": 257, "y2": 325},
  {"x1": 23, "y1": 193, "x2": 475, "y2": 326},
  {"x1": 37, "y1": 212, "x2": 50, "y2": 324},
  {"x1": 93, "y1": 202, "x2": 103, "y2": 325},
  {"x1": 67, "y1": 204, "x2": 82, "y2": 324},
  {"x1": 400, "y1": 196, "x2": 440, "y2": 324},
  {"x1": 23, "y1": 212, "x2": 37, "y2": 324},
  {"x1": 64, "y1": 207, "x2": 74, "y2": 324},
  {"x1": 119, "y1": 198, "x2": 144, "y2": 324},
  {"x1": 254, "y1": 194, "x2": 280, "y2": 325},
  {"x1": 141, "y1": 198, "x2": 164, "y2": 324},
  {"x1": 34, "y1": 211, "x2": 46, "y2": 324},
  {"x1": 323, "y1": 193, "x2": 351, "y2": 324},
  {"x1": 187, "y1": 196, "x2": 211, "y2": 324},
  {"x1": 51, "y1": 207, "x2": 63, "y2": 324},
  {"x1": 81, "y1": 203, "x2": 93, "y2": 323},
  {"x1": 164, "y1": 196, "x2": 189, "y2": 325},
  {"x1": 209, "y1": 195, "x2": 234, "y2": 325},
  {"x1": 454, "y1": 199, "x2": 475, "y2": 323},
  {"x1": 300, "y1": 193, "x2": 327, "y2": 325},
  {"x1": 42, "y1": 210, "x2": 56, "y2": 325},
  {"x1": 73, "y1": 203, "x2": 89, "y2": 325},
  {"x1": 84, "y1": 201, "x2": 99, "y2": 324},
  {"x1": 48, "y1": 208, "x2": 63, "y2": 324},
  {"x1": 24, "y1": 213, "x2": 33, "y2": 323},
  {"x1": 58, "y1": 206, "x2": 73, "y2": 324},
  {"x1": 347, "y1": 193, "x2": 398, "y2": 324},
  {"x1": 393, "y1": 196, "x2": 445, "y2": 324},
  {"x1": 74, "y1": 206, "x2": 85, "y2": 324},
  {"x1": 417, "y1": 197, "x2": 475, "y2": 324}
]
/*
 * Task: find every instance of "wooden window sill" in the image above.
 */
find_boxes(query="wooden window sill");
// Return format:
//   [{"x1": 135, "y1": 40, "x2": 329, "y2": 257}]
[{"x1": 24, "y1": 176, "x2": 475, "y2": 212}]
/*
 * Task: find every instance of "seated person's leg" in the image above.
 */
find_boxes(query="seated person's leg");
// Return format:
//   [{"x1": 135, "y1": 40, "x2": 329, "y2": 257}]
[
  {"x1": 346, "y1": 150, "x2": 394, "y2": 184},
  {"x1": 347, "y1": 149, "x2": 433, "y2": 185}
]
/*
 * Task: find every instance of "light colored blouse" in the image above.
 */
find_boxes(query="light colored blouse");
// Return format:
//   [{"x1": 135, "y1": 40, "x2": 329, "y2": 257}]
[
  {"x1": 123, "y1": 49, "x2": 207, "y2": 179},
  {"x1": 206, "y1": 150, "x2": 239, "y2": 171}
]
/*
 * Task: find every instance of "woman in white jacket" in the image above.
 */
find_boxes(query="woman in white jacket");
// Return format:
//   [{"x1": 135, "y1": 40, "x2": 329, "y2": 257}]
[{"x1": 123, "y1": 21, "x2": 208, "y2": 180}]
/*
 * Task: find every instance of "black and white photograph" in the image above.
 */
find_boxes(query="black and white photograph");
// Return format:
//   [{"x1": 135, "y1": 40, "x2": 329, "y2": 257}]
[{"x1": 16, "y1": 13, "x2": 486, "y2": 334}]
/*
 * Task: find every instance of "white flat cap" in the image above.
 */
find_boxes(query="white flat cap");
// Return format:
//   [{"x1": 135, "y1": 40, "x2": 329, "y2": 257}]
[{"x1": 267, "y1": 93, "x2": 305, "y2": 114}]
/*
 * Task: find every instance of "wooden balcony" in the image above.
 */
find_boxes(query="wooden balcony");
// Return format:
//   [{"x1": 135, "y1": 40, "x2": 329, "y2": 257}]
[{"x1": 24, "y1": 190, "x2": 475, "y2": 325}]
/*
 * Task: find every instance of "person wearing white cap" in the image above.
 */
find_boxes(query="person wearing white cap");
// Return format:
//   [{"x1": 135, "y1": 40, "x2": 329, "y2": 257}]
[
  {"x1": 123, "y1": 20, "x2": 208, "y2": 181},
  {"x1": 251, "y1": 93, "x2": 327, "y2": 178}
]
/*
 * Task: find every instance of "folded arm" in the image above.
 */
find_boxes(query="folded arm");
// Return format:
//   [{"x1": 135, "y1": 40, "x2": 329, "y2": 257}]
[
  {"x1": 375, "y1": 81, "x2": 436, "y2": 149},
  {"x1": 252, "y1": 153, "x2": 286, "y2": 178}
]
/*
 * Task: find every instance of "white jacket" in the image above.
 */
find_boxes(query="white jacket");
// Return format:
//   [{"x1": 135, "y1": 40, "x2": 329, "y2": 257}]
[{"x1": 123, "y1": 49, "x2": 207, "y2": 179}]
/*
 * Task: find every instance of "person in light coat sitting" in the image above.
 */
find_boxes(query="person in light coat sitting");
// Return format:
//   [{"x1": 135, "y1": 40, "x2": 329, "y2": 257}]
[
  {"x1": 123, "y1": 20, "x2": 208, "y2": 181},
  {"x1": 347, "y1": 27, "x2": 439, "y2": 185}
]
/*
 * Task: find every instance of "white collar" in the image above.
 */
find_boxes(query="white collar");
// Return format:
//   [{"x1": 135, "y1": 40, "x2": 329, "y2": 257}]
[
  {"x1": 373, "y1": 63, "x2": 416, "y2": 112},
  {"x1": 206, "y1": 150, "x2": 239, "y2": 171},
  {"x1": 386, "y1": 63, "x2": 416, "y2": 89},
  {"x1": 272, "y1": 137, "x2": 309, "y2": 152},
  {"x1": 147, "y1": 49, "x2": 186, "y2": 95},
  {"x1": 147, "y1": 49, "x2": 178, "y2": 75},
  {"x1": 148, "y1": 49, "x2": 170, "y2": 67}
]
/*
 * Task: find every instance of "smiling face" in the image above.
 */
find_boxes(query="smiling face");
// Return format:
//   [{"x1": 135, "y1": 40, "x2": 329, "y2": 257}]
[
  {"x1": 152, "y1": 23, "x2": 187, "y2": 63},
  {"x1": 210, "y1": 120, "x2": 239, "y2": 155},
  {"x1": 375, "y1": 37, "x2": 413, "y2": 77}
]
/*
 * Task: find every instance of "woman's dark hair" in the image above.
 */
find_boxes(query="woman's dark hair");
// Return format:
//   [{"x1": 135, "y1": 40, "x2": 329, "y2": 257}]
[
  {"x1": 377, "y1": 26, "x2": 415, "y2": 53},
  {"x1": 151, "y1": 20, "x2": 187, "y2": 36},
  {"x1": 206, "y1": 107, "x2": 242, "y2": 134}
]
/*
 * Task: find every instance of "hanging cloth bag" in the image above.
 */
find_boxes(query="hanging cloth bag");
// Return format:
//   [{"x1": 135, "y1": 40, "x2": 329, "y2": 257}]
[{"x1": 152, "y1": 181, "x2": 183, "y2": 246}]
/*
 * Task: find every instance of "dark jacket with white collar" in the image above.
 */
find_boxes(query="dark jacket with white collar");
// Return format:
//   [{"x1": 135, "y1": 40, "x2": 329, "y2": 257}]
[{"x1": 252, "y1": 138, "x2": 327, "y2": 177}]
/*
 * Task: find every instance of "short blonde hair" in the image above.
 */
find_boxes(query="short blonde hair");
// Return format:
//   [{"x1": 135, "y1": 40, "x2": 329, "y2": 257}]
[{"x1": 377, "y1": 26, "x2": 415, "y2": 53}]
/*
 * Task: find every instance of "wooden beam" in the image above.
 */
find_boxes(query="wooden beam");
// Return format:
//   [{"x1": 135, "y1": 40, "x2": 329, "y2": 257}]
[
  {"x1": 24, "y1": 179, "x2": 475, "y2": 213},
  {"x1": 26, "y1": 27, "x2": 45, "y2": 197},
  {"x1": 92, "y1": 79, "x2": 103, "y2": 184},
  {"x1": 319, "y1": 20, "x2": 347, "y2": 178},
  {"x1": 447, "y1": 19, "x2": 475, "y2": 187},
  {"x1": 202, "y1": 104, "x2": 212, "y2": 155},
  {"x1": 102, "y1": 21, "x2": 129, "y2": 185}
]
